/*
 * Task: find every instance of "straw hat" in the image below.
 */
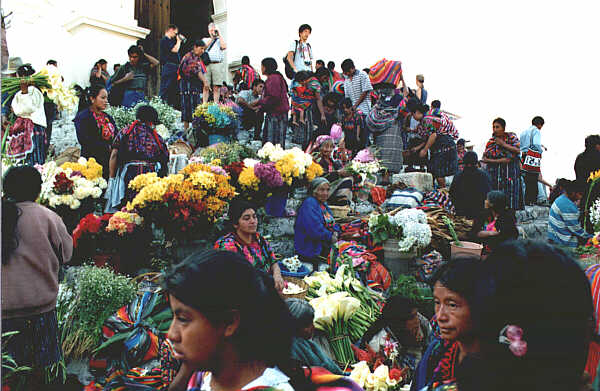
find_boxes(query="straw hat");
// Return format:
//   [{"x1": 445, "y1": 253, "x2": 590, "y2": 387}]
[{"x1": 1, "y1": 57, "x2": 24, "y2": 75}]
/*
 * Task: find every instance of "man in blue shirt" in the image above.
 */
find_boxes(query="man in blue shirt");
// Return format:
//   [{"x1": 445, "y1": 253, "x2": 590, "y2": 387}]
[
  {"x1": 159, "y1": 24, "x2": 182, "y2": 106},
  {"x1": 548, "y1": 180, "x2": 592, "y2": 250},
  {"x1": 520, "y1": 116, "x2": 545, "y2": 205}
]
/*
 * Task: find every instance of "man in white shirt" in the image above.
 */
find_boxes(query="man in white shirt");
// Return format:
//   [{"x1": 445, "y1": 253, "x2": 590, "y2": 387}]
[
  {"x1": 202, "y1": 22, "x2": 227, "y2": 103},
  {"x1": 287, "y1": 24, "x2": 313, "y2": 74},
  {"x1": 237, "y1": 79, "x2": 265, "y2": 140},
  {"x1": 520, "y1": 116, "x2": 545, "y2": 205},
  {"x1": 341, "y1": 58, "x2": 373, "y2": 147}
]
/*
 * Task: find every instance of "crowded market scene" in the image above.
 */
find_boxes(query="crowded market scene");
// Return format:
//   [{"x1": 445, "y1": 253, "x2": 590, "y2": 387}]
[{"x1": 1, "y1": 1, "x2": 600, "y2": 391}]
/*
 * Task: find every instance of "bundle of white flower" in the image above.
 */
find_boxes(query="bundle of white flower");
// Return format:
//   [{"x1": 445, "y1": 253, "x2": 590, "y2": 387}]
[
  {"x1": 38, "y1": 66, "x2": 79, "y2": 112},
  {"x1": 390, "y1": 209, "x2": 432, "y2": 253},
  {"x1": 282, "y1": 255, "x2": 302, "y2": 273},
  {"x1": 590, "y1": 199, "x2": 600, "y2": 232},
  {"x1": 257, "y1": 142, "x2": 315, "y2": 176},
  {"x1": 348, "y1": 159, "x2": 383, "y2": 186},
  {"x1": 350, "y1": 361, "x2": 400, "y2": 391}
]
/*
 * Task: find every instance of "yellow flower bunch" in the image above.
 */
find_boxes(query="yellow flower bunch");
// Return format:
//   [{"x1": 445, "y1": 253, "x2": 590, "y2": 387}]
[
  {"x1": 179, "y1": 163, "x2": 214, "y2": 176},
  {"x1": 589, "y1": 169, "x2": 600, "y2": 183},
  {"x1": 306, "y1": 162, "x2": 324, "y2": 182},
  {"x1": 214, "y1": 174, "x2": 236, "y2": 199},
  {"x1": 276, "y1": 154, "x2": 301, "y2": 186},
  {"x1": 238, "y1": 166, "x2": 260, "y2": 190},
  {"x1": 189, "y1": 171, "x2": 217, "y2": 189},
  {"x1": 61, "y1": 157, "x2": 103, "y2": 180},
  {"x1": 128, "y1": 172, "x2": 162, "y2": 191},
  {"x1": 220, "y1": 105, "x2": 238, "y2": 119},
  {"x1": 210, "y1": 158, "x2": 222, "y2": 166},
  {"x1": 127, "y1": 180, "x2": 169, "y2": 210}
]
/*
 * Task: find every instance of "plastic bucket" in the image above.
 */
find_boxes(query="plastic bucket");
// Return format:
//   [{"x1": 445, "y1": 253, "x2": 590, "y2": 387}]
[
  {"x1": 208, "y1": 134, "x2": 230, "y2": 145},
  {"x1": 265, "y1": 192, "x2": 288, "y2": 217},
  {"x1": 383, "y1": 239, "x2": 415, "y2": 277},
  {"x1": 451, "y1": 241, "x2": 483, "y2": 259}
]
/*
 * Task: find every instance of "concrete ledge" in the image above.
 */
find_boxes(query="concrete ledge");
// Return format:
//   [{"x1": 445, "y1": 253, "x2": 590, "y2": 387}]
[{"x1": 63, "y1": 16, "x2": 150, "y2": 39}]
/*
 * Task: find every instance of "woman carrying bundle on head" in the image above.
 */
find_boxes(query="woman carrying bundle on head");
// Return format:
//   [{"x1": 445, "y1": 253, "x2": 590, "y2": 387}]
[
  {"x1": 6, "y1": 64, "x2": 48, "y2": 165},
  {"x1": 74, "y1": 84, "x2": 116, "y2": 178}
]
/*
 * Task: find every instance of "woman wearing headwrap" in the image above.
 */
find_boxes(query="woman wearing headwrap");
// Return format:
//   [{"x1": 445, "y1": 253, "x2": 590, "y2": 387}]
[
  {"x1": 314, "y1": 135, "x2": 354, "y2": 205},
  {"x1": 214, "y1": 198, "x2": 285, "y2": 292},
  {"x1": 294, "y1": 177, "x2": 342, "y2": 271},
  {"x1": 286, "y1": 298, "x2": 343, "y2": 375}
]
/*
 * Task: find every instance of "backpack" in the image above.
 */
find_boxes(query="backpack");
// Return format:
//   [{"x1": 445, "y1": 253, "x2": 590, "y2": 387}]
[{"x1": 283, "y1": 40, "x2": 311, "y2": 80}]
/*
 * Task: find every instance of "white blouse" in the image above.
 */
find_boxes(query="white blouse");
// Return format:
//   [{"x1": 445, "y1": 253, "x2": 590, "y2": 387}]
[{"x1": 11, "y1": 86, "x2": 47, "y2": 127}]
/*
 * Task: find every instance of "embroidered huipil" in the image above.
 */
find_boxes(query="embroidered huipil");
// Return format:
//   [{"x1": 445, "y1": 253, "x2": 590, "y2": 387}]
[{"x1": 214, "y1": 232, "x2": 276, "y2": 272}]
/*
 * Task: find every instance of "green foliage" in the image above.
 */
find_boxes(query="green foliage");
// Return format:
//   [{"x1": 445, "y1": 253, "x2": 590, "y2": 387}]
[
  {"x1": 195, "y1": 142, "x2": 257, "y2": 166},
  {"x1": 105, "y1": 96, "x2": 179, "y2": 132},
  {"x1": 59, "y1": 265, "x2": 137, "y2": 359},
  {"x1": 442, "y1": 216, "x2": 461, "y2": 246},
  {"x1": 2, "y1": 332, "x2": 32, "y2": 384},
  {"x1": 368, "y1": 214, "x2": 402, "y2": 244},
  {"x1": 389, "y1": 275, "x2": 433, "y2": 307}
]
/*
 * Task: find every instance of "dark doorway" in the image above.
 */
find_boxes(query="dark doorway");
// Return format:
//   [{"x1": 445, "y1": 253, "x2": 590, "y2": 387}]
[{"x1": 172, "y1": 0, "x2": 213, "y2": 53}]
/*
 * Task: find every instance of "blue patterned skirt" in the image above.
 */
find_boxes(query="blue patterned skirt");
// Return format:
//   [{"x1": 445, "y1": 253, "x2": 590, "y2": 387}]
[
  {"x1": 2, "y1": 309, "x2": 62, "y2": 368},
  {"x1": 263, "y1": 113, "x2": 288, "y2": 148},
  {"x1": 486, "y1": 159, "x2": 524, "y2": 210},
  {"x1": 428, "y1": 134, "x2": 458, "y2": 178},
  {"x1": 180, "y1": 78, "x2": 203, "y2": 122}
]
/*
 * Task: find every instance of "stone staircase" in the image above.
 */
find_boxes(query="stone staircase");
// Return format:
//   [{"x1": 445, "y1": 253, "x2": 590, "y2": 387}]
[{"x1": 516, "y1": 205, "x2": 550, "y2": 241}]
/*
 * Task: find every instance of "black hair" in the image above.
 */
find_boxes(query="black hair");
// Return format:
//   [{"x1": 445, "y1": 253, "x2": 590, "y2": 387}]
[
  {"x1": 362, "y1": 295, "x2": 418, "y2": 346},
  {"x1": 464, "y1": 240, "x2": 592, "y2": 391},
  {"x1": 463, "y1": 151, "x2": 478, "y2": 166},
  {"x1": 406, "y1": 97, "x2": 420, "y2": 113},
  {"x1": 97, "y1": 59, "x2": 107, "y2": 65},
  {"x1": 327, "y1": 61, "x2": 335, "y2": 71},
  {"x1": 242, "y1": 56, "x2": 250, "y2": 65},
  {"x1": 432, "y1": 258, "x2": 480, "y2": 312},
  {"x1": 286, "y1": 298, "x2": 315, "y2": 334},
  {"x1": 46, "y1": 59, "x2": 57, "y2": 66},
  {"x1": 340, "y1": 97, "x2": 353, "y2": 109},
  {"x1": 565, "y1": 179, "x2": 586, "y2": 194},
  {"x1": 251, "y1": 79, "x2": 264, "y2": 88},
  {"x1": 487, "y1": 190, "x2": 508, "y2": 213},
  {"x1": 2, "y1": 166, "x2": 43, "y2": 263},
  {"x1": 193, "y1": 39, "x2": 206, "y2": 48},
  {"x1": 415, "y1": 104, "x2": 429, "y2": 115},
  {"x1": 166, "y1": 24, "x2": 178, "y2": 31},
  {"x1": 114, "y1": 63, "x2": 120, "y2": 70},
  {"x1": 493, "y1": 117, "x2": 506, "y2": 129},
  {"x1": 584, "y1": 134, "x2": 600, "y2": 151},
  {"x1": 531, "y1": 116, "x2": 544, "y2": 127},
  {"x1": 16, "y1": 64, "x2": 35, "y2": 77},
  {"x1": 128, "y1": 45, "x2": 142, "y2": 56},
  {"x1": 315, "y1": 67, "x2": 329, "y2": 79},
  {"x1": 298, "y1": 24, "x2": 312, "y2": 34},
  {"x1": 323, "y1": 92, "x2": 340, "y2": 107},
  {"x1": 431, "y1": 100, "x2": 441, "y2": 109},
  {"x1": 316, "y1": 59, "x2": 325, "y2": 67},
  {"x1": 362, "y1": 68, "x2": 371, "y2": 75},
  {"x1": 163, "y1": 250, "x2": 312, "y2": 389},
  {"x1": 294, "y1": 70, "x2": 312, "y2": 83},
  {"x1": 136, "y1": 105, "x2": 159, "y2": 124},
  {"x1": 341, "y1": 59, "x2": 355, "y2": 73},
  {"x1": 261, "y1": 57, "x2": 278, "y2": 75},
  {"x1": 77, "y1": 84, "x2": 106, "y2": 113}
]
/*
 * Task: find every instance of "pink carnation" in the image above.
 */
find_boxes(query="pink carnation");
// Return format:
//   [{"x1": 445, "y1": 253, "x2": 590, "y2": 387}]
[
  {"x1": 254, "y1": 162, "x2": 284, "y2": 188},
  {"x1": 354, "y1": 148, "x2": 375, "y2": 163}
]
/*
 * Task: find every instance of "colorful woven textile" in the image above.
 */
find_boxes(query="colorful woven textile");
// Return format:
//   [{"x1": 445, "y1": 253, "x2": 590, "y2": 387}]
[
  {"x1": 7, "y1": 117, "x2": 36, "y2": 160},
  {"x1": 307, "y1": 366, "x2": 364, "y2": 391},
  {"x1": 586, "y1": 264, "x2": 600, "y2": 336},
  {"x1": 483, "y1": 132, "x2": 520, "y2": 160},
  {"x1": 416, "y1": 251, "x2": 445, "y2": 283},
  {"x1": 417, "y1": 115, "x2": 459, "y2": 140},
  {"x1": 332, "y1": 80, "x2": 345, "y2": 95},
  {"x1": 368, "y1": 59, "x2": 403, "y2": 86}
]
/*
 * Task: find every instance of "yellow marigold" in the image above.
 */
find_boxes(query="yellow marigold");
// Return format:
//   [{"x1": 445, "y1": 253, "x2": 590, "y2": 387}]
[
  {"x1": 189, "y1": 171, "x2": 217, "y2": 189},
  {"x1": 128, "y1": 172, "x2": 162, "y2": 191},
  {"x1": 180, "y1": 163, "x2": 213, "y2": 176},
  {"x1": 164, "y1": 174, "x2": 185, "y2": 186},
  {"x1": 128, "y1": 180, "x2": 168, "y2": 209},
  {"x1": 205, "y1": 195, "x2": 227, "y2": 217},
  {"x1": 238, "y1": 166, "x2": 260, "y2": 190},
  {"x1": 210, "y1": 158, "x2": 222, "y2": 166},
  {"x1": 306, "y1": 162, "x2": 324, "y2": 182},
  {"x1": 589, "y1": 169, "x2": 600, "y2": 183}
]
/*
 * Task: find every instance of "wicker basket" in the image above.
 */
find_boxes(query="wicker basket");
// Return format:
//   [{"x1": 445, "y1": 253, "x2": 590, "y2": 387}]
[
  {"x1": 329, "y1": 205, "x2": 350, "y2": 219},
  {"x1": 169, "y1": 140, "x2": 194, "y2": 158},
  {"x1": 281, "y1": 276, "x2": 308, "y2": 300}
]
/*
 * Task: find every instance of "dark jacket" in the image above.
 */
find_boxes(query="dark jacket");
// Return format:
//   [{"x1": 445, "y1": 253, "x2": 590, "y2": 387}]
[
  {"x1": 73, "y1": 108, "x2": 116, "y2": 179},
  {"x1": 574, "y1": 149, "x2": 600, "y2": 184},
  {"x1": 294, "y1": 196, "x2": 340, "y2": 259},
  {"x1": 450, "y1": 167, "x2": 493, "y2": 219},
  {"x1": 470, "y1": 209, "x2": 519, "y2": 253},
  {"x1": 258, "y1": 72, "x2": 289, "y2": 116}
]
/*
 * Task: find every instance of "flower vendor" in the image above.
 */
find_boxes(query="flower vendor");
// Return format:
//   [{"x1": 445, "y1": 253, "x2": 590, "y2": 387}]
[
  {"x1": 294, "y1": 177, "x2": 342, "y2": 272},
  {"x1": 163, "y1": 250, "x2": 302, "y2": 390},
  {"x1": 412, "y1": 259, "x2": 479, "y2": 391},
  {"x1": 6, "y1": 64, "x2": 48, "y2": 165},
  {"x1": 2, "y1": 166, "x2": 72, "y2": 388},
  {"x1": 482, "y1": 117, "x2": 524, "y2": 210},
  {"x1": 214, "y1": 199, "x2": 285, "y2": 292},
  {"x1": 409, "y1": 103, "x2": 459, "y2": 189},
  {"x1": 447, "y1": 241, "x2": 592, "y2": 391},
  {"x1": 286, "y1": 298, "x2": 344, "y2": 375},
  {"x1": 257, "y1": 57, "x2": 289, "y2": 148},
  {"x1": 73, "y1": 84, "x2": 117, "y2": 179},
  {"x1": 359, "y1": 295, "x2": 432, "y2": 385},
  {"x1": 471, "y1": 190, "x2": 519, "y2": 257},
  {"x1": 314, "y1": 136, "x2": 354, "y2": 205},
  {"x1": 105, "y1": 105, "x2": 169, "y2": 212},
  {"x1": 179, "y1": 39, "x2": 208, "y2": 131}
]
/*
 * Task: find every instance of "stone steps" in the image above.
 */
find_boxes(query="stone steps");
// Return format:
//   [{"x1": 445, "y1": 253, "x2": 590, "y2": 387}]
[{"x1": 516, "y1": 205, "x2": 550, "y2": 240}]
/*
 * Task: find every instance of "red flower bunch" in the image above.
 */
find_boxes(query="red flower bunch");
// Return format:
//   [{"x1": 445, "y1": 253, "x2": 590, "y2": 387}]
[
  {"x1": 224, "y1": 161, "x2": 245, "y2": 182},
  {"x1": 163, "y1": 190, "x2": 209, "y2": 235},
  {"x1": 72, "y1": 213, "x2": 113, "y2": 249},
  {"x1": 54, "y1": 172, "x2": 74, "y2": 195}
]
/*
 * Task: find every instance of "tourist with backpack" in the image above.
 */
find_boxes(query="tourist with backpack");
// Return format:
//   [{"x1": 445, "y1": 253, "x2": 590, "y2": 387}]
[{"x1": 285, "y1": 24, "x2": 313, "y2": 79}]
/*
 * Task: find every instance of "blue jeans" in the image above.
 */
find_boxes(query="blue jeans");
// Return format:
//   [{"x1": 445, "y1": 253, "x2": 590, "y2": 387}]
[
  {"x1": 122, "y1": 90, "x2": 145, "y2": 108},
  {"x1": 159, "y1": 63, "x2": 178, "y2": 102}
]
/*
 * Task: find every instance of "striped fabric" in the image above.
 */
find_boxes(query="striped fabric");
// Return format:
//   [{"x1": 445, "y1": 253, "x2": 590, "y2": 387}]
[
  {"x1": 586, "y1": 264, "x2": 600, "y2": 335},
  {"x1": 548, "y1": 194, "x2": 589, "y2": 248},
  {"x1": 344, "y1": 70, "x2": 373, "y2": 115},
  {"x1": 332, "y1": 80, "x2": 344, "y2": 95},
  {"x1": 386, "y1": 188, "x2": 424, "y2": 209},
  {"x1": 368, "y1": 59, "x2": 403, "y2": 86},
  {"x1": 418, "y1": 114, "x2": 459, "y2": 140}
]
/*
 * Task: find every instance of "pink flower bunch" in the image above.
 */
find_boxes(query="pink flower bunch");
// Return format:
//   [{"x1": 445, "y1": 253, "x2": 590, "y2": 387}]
[
  {"x1": 330, "y1": 124, "x2": 343, "y2": 141},
  {"x1": 106, "y1": 211, "x2": 143, "y2": 236},
  {"x1": 354, "y1": 148, "x2": 375, "y2": 163},
  {"x1": 254, "y1": 162, "x2": 284, "y2": 189},
  {"x1": 209, "y1": 165, "x2": 228, "y2": 177}
]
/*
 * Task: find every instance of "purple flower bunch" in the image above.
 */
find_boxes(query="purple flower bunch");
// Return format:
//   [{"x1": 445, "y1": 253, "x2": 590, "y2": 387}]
[
  {"x1": 210, "y1": 165, "x2": 228, "y2": 177},
  {"x1": 254, "y1": 162, "x2": 284, "y2": 189}
]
